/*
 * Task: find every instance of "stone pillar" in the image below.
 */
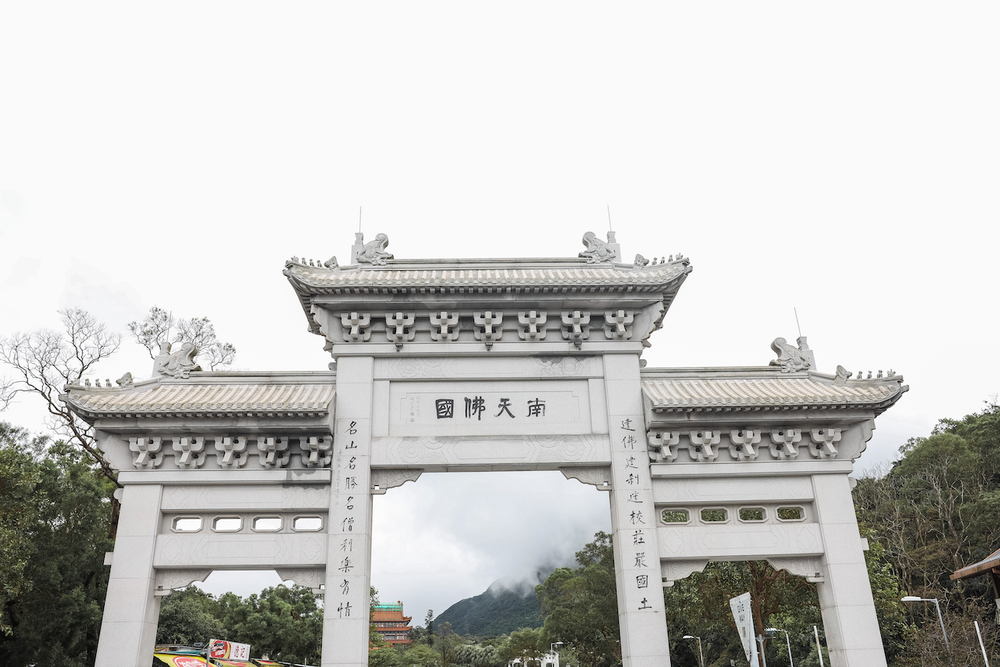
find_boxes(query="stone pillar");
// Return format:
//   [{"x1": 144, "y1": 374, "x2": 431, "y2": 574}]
[
  {"x1": 322, "y1": 356, "x2": 375, "y2": 667},
  {"x1": 604, "y1": 354, "x2": 672, "y2": 667},
  {"x1": 95, "y1": 484, "x2": 163, "y2": 667},
  {"x1": 812, "y1": 474, "x2": 887, "y2": 667}
]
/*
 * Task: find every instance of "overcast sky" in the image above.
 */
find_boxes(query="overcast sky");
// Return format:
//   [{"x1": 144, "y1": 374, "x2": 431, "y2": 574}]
[{"x1": 2, "y1": 2, "x2": 998, "y2": 623}]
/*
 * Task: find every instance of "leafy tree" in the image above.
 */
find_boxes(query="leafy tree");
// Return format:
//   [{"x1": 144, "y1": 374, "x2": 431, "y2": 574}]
[
  {"x1": 0, "y1": 433, "x2": 114, "y2": 667},
  {"x1": 216, "y1": 584, "x2": 322, "y2": 664},
  {"x1": 128, "y1": 306, "x2": 236, "y2": 370},
  {"x1": 0, "y1": 423, "x2": 43, "y2": 635},
  {"x1": 403, "y1": 642, "x2": 440, "y2": 667},
  {"x1": 434, "y1": 621, "x2": 460, "y2": 667},
  {"x1": 500, "y1": 628, "x2": 543, "y2": 667},
  {"x1": 536, "y1": 532, "x2": 620, "y2": 667},
  {"x1": 156, "y1": 586, "x2": 224, "y2": 645}
]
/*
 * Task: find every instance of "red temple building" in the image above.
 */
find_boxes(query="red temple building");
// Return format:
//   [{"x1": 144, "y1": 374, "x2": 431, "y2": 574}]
[{"x1": 371, "y1": 602, "x2": 413, "y2": 646}]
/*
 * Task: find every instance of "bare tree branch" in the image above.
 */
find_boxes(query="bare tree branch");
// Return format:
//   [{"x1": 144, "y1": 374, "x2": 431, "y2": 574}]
[{"x1": 0, "y1": 308, "x2": 121, "y2": 484}]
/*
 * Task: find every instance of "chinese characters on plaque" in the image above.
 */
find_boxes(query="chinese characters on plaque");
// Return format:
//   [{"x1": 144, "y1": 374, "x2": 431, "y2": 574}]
[{"x1": 435, "y1": 396, "x2": 547, "y2": 421}]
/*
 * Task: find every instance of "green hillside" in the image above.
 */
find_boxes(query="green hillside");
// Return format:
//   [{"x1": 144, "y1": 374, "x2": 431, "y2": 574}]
[{"x1": 434, "y1": 570, "x2": 554, "y2": 637}]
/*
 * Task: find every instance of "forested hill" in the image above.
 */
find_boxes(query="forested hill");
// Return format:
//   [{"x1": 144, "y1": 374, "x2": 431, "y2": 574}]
[{"x1": 435, "y1": 570, "x2": 553, "y2": 636}]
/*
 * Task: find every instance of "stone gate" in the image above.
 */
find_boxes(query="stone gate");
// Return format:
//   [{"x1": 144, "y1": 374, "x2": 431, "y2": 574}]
[{"x1": 63, "y1": 231, "x2": 906, "y2": 667}]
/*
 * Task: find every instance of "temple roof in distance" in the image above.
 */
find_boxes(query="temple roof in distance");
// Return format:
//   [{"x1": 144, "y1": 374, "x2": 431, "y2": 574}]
[
  {"x1": 60, "y1": 372, "x2": 336, "y2": 421},
  {"x1": 950, "y1": 547, "x2": 1000, "y2": 581},
  {"x1": 641, "y1": 367, "x2": 907, "y2": 415}
]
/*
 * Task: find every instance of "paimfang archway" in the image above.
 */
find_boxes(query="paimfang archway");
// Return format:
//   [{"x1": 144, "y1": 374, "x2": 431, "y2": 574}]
[{"x1": 63, "y1": 232, "x2": 906, "y2": 667}]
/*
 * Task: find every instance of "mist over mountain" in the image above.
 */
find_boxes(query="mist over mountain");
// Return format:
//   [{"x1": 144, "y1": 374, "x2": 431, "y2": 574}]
[{"x1": 434, "y1": 564, "x2": 558, "y2": 637}]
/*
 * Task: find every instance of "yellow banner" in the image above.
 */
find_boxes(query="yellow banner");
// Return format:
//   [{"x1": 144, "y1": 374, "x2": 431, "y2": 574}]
[{"x1": 153, "y1": 654, "x2": 208, "y2": 667}]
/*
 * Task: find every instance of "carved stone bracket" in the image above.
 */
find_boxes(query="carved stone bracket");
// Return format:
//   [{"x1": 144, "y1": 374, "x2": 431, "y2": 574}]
[
  {"x1": 299, "y1": 436, "x2": 333, "y2": 468},
  {"x1": 130, "y1": 437, "x2": 163, "y2": 468},
  {"x1": 215, "y1": 436, "x2": 249, "y2": 467},
  {"x1": 173, "y1": 437, "x2": 207, "y2": 468},
  {"x1": 559, "y1": 466, "x2": 612, "y2": 491},
  {"x1": 473, "y1": 311, "x2": 503, "y2": 349},
  {"x1": 661, "y1": 560, "x2": 709, "y2": 587},
  {"x1": 767, "y1": 557, "x2": 825, "y2": 583},
  {"x1": 561, "y1": 311, "x2": 591, "y2": 349},
  {"x1": 371, "y1": 469, "x2": 423, "y2": 495},
  {"x1": 154, "y1": 569, "x2": 211, "y2": 597},
  {"x1": 809, "y1": 428, "x2": 841, "y2": 458},
  {"x1": 341, "y1": 312, "x2": 372, "y2": 342},
  {"x1": 603, "y1": 310, "x2": 634, "y2": 340},
  {"x1": 647, "y1": 430, "x2": 679, "y2": 462},
  {"x1": 277, "y1": 568, "x2": 327, "y2": 594},
  {"x1": 257, "y1": 436, "x2": 290, "y2": 468},
  {"x1": 728, "y1": 429, "x2": 761, "y2": 461},
  {"x1": 769, "y1": 428, "x2": 802, "y2": 459},
  {"x1": 429, "y1": 312, "x2": 461, "y2": 342},
  {"x1": 385, "y1": 312, "x2": 415, "y2": 350},
  {"x1": 518, "y1": 311, "x2": 547, "y2": 341},
  {"x1": 688, "y1": 430, "x2": 720, "y2": 462}
]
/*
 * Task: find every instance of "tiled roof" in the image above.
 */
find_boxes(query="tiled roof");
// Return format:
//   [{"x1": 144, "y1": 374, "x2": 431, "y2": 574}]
[
  {"x1": 950, "y1": 547, "x2": 1000, "y2": 581},
  {"x1": 284, "y1": 257, "x2": 692, "y2": 295},
  {"x1": 61, "y1": 374, "x2": 335, "y2": 420},
  {"x1": 642, "y1": 370, "x2": 907, "y2": 414}
]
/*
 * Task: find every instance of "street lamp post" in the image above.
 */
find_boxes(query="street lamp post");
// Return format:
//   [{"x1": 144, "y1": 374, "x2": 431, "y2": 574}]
[
  {"x1": 765, "y1": 628, "x2": 793, "y2": 667},
  {"x1": 756, "y1": 634, "x2": 768, "y2": 667},
  {"x1": 901, "y1": 596, "x2": 950, "y2": 652},
  {"x1": 550, "y1": 641, "x2": 563, "y2": 667},
  {"x1": 681, "y1": 635, "x2": 704, "y2": 667}
]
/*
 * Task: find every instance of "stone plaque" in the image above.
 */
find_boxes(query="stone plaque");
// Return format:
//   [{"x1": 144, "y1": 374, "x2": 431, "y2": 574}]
[{"x1": 387, "y1": 380, "x2": 589, "y2": 437}]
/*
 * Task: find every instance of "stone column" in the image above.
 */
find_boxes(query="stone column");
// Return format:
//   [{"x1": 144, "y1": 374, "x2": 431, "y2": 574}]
[
  {"x1": 322, "y1": 356, "x2": 375, "y2": 667},
  {"x1": 95, "y1": 484, "x2": 163, "y2": 667},
  {"x1": 603, "y1": 354, "x2": 672, "y2": 667},
  {"x1": 812, "y1": 474, "x2": 887, "y2": 667}
]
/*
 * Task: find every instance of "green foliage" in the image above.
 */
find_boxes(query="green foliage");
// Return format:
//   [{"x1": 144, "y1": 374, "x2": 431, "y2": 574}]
[
  {"x1": 855, "y1": 401, "x2": 1000, "y2": 664},
  {"x1": 536, "y1": 532, "x2": 621, "y2": 667},
  {"x1": 404, "y1": 643, "x2": 440, "y2": 667},
  {"x1": 499, "y1": 628, "x2": 543, "y2": 667},
  {"x1": 0, "y1": 429, "x2": 114, "y2": 667},
  {"x1": 0, "y1": 423, "x2": 43, "y2": 635},
  {"x1": 216, "y1": 584, "x2": 322, "y2": 664},
  {"x1": 156, "y1": 586, "x2": 224, "y2": 645},
  {"x1": 434, "y1": 582, "x2": 545, "y2": 636}
]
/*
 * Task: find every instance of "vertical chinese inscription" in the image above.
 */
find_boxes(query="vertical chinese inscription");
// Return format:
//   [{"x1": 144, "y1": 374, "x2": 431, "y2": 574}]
[
  {"x1": 335, "y1": 419, "x2": 361, "y2": 617},
  {"x1": 611, "y1": 415, "x2": 662, "y2": 614}
]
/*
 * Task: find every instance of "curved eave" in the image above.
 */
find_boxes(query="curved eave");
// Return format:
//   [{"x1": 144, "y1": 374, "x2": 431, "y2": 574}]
[
  {"x1": 647, "y1": 398, "x2": 904, "y2": 416},
  {"x1": 642, "y1": 372, "x2": 908, "y2": 417},
  {"x1": 66, "y1": 405, "x2": 331, "y2": 423},
  {"x1": 60, "y1": 374, "x2": 336, "y2": 425}
]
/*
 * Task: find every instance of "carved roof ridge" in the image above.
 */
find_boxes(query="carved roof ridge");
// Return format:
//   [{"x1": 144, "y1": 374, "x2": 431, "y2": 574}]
[{"x1": 290, "y1": 255, "x2": 687, "y2": 269}]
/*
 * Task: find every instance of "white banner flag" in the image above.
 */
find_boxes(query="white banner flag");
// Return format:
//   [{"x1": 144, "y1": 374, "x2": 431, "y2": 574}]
[{"x1": 729, "y1": 592, "x2": 759, "y2": 665}]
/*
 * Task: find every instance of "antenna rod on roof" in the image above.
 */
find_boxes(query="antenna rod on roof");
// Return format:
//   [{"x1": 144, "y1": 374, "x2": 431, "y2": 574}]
[
  {"x1": 794, "y1": 307, "x2": 802, "y2": 338},
  {"x1": 607, "y1": 205, "x2": 613, "y2": 232},
  {"x1": 359, "y1": 206, "x2": 363, "y2": 234}
]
